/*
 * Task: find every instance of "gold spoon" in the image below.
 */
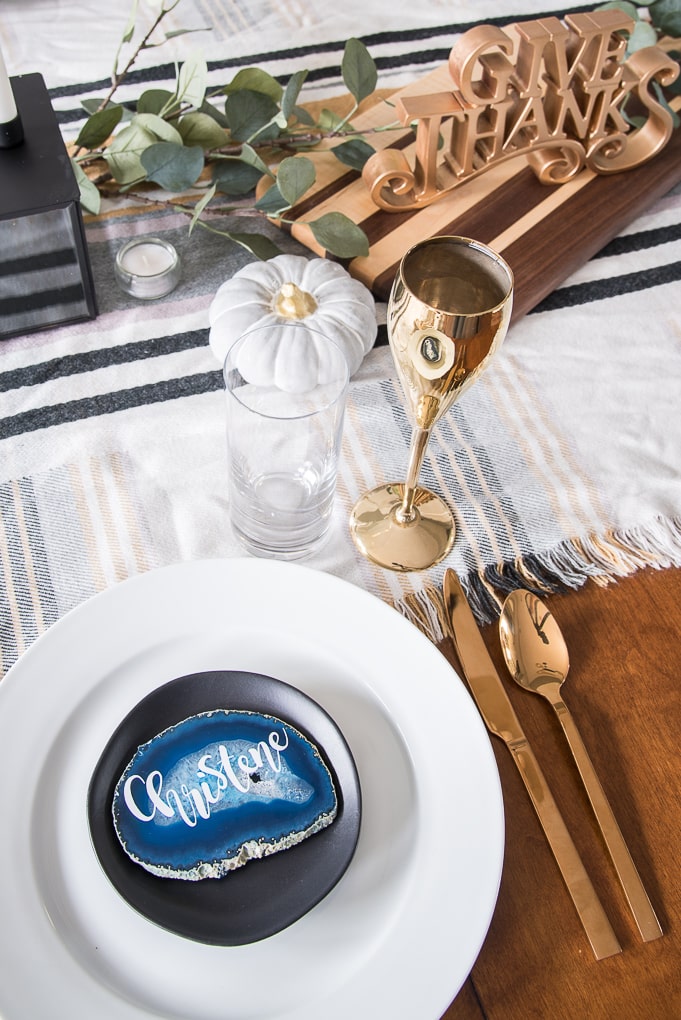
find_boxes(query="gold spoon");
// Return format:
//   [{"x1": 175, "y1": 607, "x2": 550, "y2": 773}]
[{"x1": 499, "y1": 589, "x2": 663, "y2": 943}]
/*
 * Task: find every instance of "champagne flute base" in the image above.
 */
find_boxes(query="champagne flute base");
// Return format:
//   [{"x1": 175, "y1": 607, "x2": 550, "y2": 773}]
[{"x1": 349, "y1": 483, "x2": 455, "y2": 571}]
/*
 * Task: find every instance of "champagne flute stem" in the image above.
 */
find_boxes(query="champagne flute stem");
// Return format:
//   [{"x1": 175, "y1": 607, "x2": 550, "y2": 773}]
[{"x1": 396, "y1": 426, "x2": 431, "y2": 524}]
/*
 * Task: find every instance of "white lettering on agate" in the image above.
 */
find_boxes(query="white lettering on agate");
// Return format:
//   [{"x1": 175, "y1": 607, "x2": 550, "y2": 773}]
[{"x1": 122, "y1": 728, "x2": 291, "y2": 828}]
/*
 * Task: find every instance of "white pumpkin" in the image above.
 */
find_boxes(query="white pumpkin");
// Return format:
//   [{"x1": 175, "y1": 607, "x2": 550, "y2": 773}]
[{"x1": 208, "y1": 254, "x2": 377, "y2": 390}]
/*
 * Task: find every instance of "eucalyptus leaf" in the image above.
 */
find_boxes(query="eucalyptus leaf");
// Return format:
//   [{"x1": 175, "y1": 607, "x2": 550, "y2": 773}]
[
  {"x1": 341, "y1": 38, "x2": 377, "y2": 105},
  {"x1": 649, "y1": 0, "x2": 681, "y2": 37},
  {"x1": 104, "y1": 121, "x2": 157, "y2": 185},
  {"x1": 188, "y1": 182, "x2": 217, "y2": 234},
  {"x1": 121, "y1": 0, "x2": 138, "y2": 43},
  {"x1": 666, "y1": 51, "x2": 681, "y2": 95},
  {"x1": 281, "y1": 70, "x2": 308, "y2": 121},
  {"x1": 238, "y1": 142, "x2": 274, "y2": 177},
  {"x1": 317, "y1": 108, "x2": 347, "y2": 131},
  {"x1": 71, "y1": 159, "x2": 101, "y2": 215},
  {"x1": 164, "y1": 26, "x2": 212, "y2": 40},
  {"x1": 224, "y1": 231, "x2": 282, "y2": 260},
  {"x1": 82, "y1": 97, "x2": 133, "y2": 122},
  {"x1": 176, "y1": 53, "x2": 208, "y2": 109},
  {"x1": 141, "y1": 141, "x2": 205, "y2": 190},
  {"x1": 293, "y1": 104, "x2": 315, "y2": 127},
  {"x1": 113, "y1": 0, "x2": 139, "y2": 79},
  {"x1": 595, "y1": 1, "x2": 640, "y2": 20},
  {"x1": 223, "y1": 68, "x2": 283, "y2": 103},
  {"x1": 254, "y1": 183, "x2": 290, "y2": 215},
  {"x1": 81, "y1": 98, "x2": 107, "y2": 114},
  {"x1": 626, "y1": 19, "x2": 658, "y2": 52},
  {"x1": 225, "y1": 90, "x2": 281, "y2": 143},
  {"x1": 75, "y1": 105, "x2": 123, "y2": 149},
  {"x1": 134, "y1": 112, "x2": 183, "y2": 144},
  {"x1": 137, "y1": 89, "x2": 179, "y2": 116},
  {"x1": 198, "y1": 99, "x2": 230, "y2": 128},
  {"x1": 331, "y1": 137, "x2": 375, "y2": 170},
  {"x1": 178, "y1": 111, "x2": 227, "y2": 149},
  {"x1": 307, "y1": 212, "x2": 369, "y2": 258},
  {"x1": 276, "y1": 155, "x2": 315, "y2": 204},
  {"x1": 212, "y1": 159, "x2": 263, "y2": 195},
  {"x1": 652, "y1": 79, "x2": 681, "y2": 128},
  {"x1": 106, "y1": 120, "x2": 154, "y2": 153}
]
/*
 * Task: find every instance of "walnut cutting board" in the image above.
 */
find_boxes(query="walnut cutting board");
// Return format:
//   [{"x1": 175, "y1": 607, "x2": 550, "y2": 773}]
[{"x1": 281, "y1": 64, "x2": 681, "y2": 321}]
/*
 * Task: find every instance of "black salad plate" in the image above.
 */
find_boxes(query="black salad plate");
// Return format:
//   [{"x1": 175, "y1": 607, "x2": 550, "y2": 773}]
[{"x1": 87, "y1": 670, "x2": 361, "y2": 946}]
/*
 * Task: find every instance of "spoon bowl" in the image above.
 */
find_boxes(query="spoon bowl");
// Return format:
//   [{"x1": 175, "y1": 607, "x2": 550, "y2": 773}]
[
  {"x1": 499, "y1": 589, "x2": 570, "y2": 699},
  {"x1": 498, "y1": 588, "x2": 662, "y2": 943}
]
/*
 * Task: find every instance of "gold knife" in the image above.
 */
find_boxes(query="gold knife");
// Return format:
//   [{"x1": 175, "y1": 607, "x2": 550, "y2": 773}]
[{"x1": 442, "y1": 569, "x2": 622, "y2": 960}]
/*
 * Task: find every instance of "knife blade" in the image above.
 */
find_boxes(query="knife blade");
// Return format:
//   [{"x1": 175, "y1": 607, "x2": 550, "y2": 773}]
[{"x1": 442, "y1": 569, "x2": 622, "y2": 960}]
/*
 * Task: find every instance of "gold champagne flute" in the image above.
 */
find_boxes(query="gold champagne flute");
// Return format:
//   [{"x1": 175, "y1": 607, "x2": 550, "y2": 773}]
[{"x1": 350, "y1": 235, "x2": 513, "y2": 571}]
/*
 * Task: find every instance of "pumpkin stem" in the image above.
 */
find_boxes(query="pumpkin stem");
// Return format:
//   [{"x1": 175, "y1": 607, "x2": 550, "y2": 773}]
[{"x1": 273, "y1": 282, "x2": 318, "y2": 320}]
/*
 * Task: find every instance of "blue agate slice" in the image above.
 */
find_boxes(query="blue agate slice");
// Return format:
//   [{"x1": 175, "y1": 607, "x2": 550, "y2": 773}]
[{"x1": 112, "y1": 709, "x2": 337, "y2": 881}]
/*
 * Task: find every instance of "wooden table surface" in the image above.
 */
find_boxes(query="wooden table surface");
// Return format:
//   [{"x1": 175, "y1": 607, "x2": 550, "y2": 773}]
[{"x1": 438, "y1": 566, "x2": 681, "y2": 1020}]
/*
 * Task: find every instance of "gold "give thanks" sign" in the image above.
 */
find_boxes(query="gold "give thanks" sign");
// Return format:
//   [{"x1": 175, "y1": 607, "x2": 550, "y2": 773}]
[{"x1": 364, "y1": 9, "x2": 680, "y2": 211}]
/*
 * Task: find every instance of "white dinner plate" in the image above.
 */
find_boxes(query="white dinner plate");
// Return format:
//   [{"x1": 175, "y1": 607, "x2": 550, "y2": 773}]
[{"x1": 0, "y1": 558, "x2": 504, "y2": 1020}]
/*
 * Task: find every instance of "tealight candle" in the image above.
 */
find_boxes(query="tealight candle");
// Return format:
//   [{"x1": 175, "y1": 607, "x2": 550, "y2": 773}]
[{"x1": 115, "y1": 237, "x2": 181, "y2": 300}]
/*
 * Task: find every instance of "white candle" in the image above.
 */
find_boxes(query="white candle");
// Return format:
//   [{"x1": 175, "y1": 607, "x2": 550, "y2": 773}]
[
  {"x1": 114, "y1": 237, "x2": 181, "y2": 300},
  {"x1": 120, "y1": 241, "x2": 175, "y2": 276},
  {"x1": 0, "y1": 42, "x2": 17, "y2": 124}
]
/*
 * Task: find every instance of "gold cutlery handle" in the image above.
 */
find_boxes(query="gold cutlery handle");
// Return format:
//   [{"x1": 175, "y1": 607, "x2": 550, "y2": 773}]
[
  {"x1": 511, "y1": 739, "x2": 622, "y2": 959},
  {"x1": 442, "y1": 570, "x2": 620, "y2": 959},
  {"x1": 554, "y1": 703, "x2": 663, "y2": 942}
]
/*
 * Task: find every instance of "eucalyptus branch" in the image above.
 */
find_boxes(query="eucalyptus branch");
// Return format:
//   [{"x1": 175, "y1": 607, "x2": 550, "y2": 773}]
[
  {"x1": 112, "y1": 188, "x2": 286, "y2": 260},
  {"x1": 202, "y1": 112, "x2": 404, "y2": 165},
  {"x1": 71, "y1": 2, "x2": 180, "y2": 160},
  {"x1": 69, "y1": 0, "x2": 681, "y2": 262},
  {"x1": 215, "y1": 117, "x2": 404, "y2": 153},
  {"x1": 131, "y1": 193, "x2": 291, "y2": 223},
  {"x1": 120, "y1": 189, "x2": 240, "y2": 216},
  {"x1": 69, "y1": 0, "x2": 392, "y2": 257},
  {"x1": 104, "y1": 3, "x2": 177, "y2": 113}
]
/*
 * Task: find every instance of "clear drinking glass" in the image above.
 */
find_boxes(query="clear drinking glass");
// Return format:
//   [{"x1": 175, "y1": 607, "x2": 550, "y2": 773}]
[{"x1": 223, "y1": 322, "x2": 349, "y2": 560}]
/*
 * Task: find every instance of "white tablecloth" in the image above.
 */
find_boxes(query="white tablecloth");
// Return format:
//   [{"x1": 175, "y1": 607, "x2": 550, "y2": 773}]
[{"x1": 1, "y1": 0, "x2": 680, "y2": 673}]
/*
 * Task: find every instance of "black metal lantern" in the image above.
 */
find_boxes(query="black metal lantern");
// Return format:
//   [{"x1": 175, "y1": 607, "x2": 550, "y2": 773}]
[{"x1": 0, "y1": 73, "x2": 97, "y2": 341}]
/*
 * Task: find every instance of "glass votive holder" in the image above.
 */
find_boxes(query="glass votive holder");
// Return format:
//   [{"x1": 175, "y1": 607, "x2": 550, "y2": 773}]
[{"x1": 114, "y1": 236, "x2": 181, "y2": 300}]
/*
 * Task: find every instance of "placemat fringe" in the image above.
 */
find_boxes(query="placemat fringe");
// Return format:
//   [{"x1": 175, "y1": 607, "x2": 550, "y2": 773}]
[
  {"x1": 398, "y1": 587, "x2": 447, "y2": 644},
  {"x1": 394, "y1": 515, "x2": 681, "y2": 635}
]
